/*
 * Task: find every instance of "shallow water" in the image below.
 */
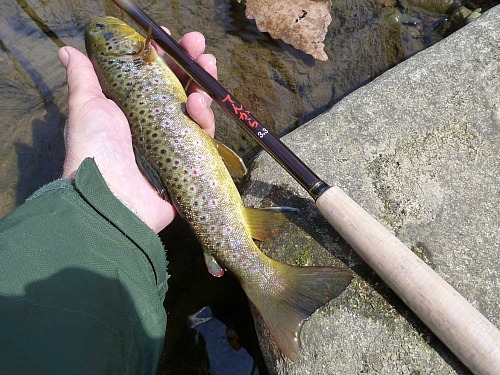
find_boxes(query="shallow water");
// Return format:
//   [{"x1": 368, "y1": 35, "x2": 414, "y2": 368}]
[{"x1": 1, "y1": 0, "x2": 497, "y2": 373}]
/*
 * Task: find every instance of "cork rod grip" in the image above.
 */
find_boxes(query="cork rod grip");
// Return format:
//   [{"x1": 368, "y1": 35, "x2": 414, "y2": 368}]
[{"x1": 316, "y1": 186, "x2": 500, "y2": 375}]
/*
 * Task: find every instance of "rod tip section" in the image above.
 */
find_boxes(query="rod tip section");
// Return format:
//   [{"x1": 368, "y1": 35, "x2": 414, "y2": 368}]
[{"x1": 112, "y1": 0, "x2": 135, "y2": 13}]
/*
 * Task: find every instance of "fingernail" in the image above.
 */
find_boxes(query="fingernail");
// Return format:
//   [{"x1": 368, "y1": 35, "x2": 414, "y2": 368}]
[
  {"x1": 58, "y1": 47, "x2": 70, "y2": 68},
  {"x1": 208, "y1": 54, "x2": 216, "y2": 65},
  {"x1": 200, "y1": 94, "x2": 209, "y2": 108}
]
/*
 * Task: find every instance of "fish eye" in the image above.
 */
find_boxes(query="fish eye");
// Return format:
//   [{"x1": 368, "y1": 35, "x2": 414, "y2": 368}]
[{"x1": 95, "y1": 23, "x2": 104, "y2": 28}]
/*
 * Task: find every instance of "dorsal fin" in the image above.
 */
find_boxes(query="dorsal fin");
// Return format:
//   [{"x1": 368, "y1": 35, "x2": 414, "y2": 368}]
[
  {"x1": 213, "y1": 139, "x2": 247, "y2": 181},
  {"x1": 133, "y1": 146, "x2": 169, "y2": 201}
]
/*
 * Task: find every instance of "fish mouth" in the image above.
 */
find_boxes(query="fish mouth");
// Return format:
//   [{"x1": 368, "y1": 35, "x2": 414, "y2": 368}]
[{"x1": 85, "y1": 16, "x2": 144, "y2": 58}]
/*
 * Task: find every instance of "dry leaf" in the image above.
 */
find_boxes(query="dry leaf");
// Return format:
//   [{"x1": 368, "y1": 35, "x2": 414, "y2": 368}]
[{"x1": 240, "y1": 0, "x2": 332, "y2": 61}]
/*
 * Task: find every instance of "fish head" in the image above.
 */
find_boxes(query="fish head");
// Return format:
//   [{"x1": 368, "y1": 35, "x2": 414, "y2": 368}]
[
  {"x1": 85, "y1": 16, "x2": 157, "y2": 97},
  {"x1": 85, "y1": 16, "x2": 145, "y2": 60}
]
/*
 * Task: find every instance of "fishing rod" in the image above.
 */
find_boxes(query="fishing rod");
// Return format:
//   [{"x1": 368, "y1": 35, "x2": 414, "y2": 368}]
[{"x1": 112, "y1": 1, "x2": 500, "y2": 373}]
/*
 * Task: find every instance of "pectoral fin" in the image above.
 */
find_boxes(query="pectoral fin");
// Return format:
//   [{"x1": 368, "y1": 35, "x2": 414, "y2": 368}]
[{"x1": 213, "y1": 139, "x2": 247, "y2": 181}]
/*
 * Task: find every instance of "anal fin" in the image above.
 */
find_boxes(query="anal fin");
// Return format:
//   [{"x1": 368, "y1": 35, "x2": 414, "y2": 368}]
[{"x1": 244, "y1": 207, "x2": 294, "y2": 241}]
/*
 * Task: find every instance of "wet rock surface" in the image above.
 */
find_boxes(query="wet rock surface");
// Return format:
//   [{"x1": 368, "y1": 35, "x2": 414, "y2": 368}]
[{"x1": 242, "y1": 5, "x2": 499, "y2": 374}]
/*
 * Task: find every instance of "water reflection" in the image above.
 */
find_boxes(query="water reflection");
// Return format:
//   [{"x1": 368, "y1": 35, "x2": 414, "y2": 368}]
[{"x1": 189, "y1": 306, "x2": 259, "y2": 375}]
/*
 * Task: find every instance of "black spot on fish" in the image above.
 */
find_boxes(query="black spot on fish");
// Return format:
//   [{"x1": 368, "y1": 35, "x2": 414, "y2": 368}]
[
  {"x1": 161, "y1": 150, "x2": 167, "y2": 155},
  {"x1": 152, "y1": 133, "x2": 158, "y2": 138}
]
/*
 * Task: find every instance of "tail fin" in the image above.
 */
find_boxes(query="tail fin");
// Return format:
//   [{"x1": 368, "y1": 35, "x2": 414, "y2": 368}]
[{"x1": 245, "y1": 261, "x2": 353, "y2": 361}]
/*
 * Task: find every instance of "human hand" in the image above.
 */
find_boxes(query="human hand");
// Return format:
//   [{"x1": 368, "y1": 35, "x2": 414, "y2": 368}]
[{"x1": 59, "y1": 31, "x2": 217, "y2": 233}]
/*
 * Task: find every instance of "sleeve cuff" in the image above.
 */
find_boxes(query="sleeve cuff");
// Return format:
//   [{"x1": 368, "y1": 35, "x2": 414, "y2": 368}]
[{"x1": 27, "y1": 157, "x2": 168, "y2": 298}]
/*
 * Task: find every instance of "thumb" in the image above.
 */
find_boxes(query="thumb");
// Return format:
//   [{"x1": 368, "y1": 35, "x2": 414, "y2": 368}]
[{"x1": 58, "y1": 46, "x2": 105, "y2": 104}]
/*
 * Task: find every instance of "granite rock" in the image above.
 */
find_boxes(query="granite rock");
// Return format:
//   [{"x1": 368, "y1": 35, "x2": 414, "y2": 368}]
[{"x1": 242, "y1": 5, "x2": 499, "y2": 374}]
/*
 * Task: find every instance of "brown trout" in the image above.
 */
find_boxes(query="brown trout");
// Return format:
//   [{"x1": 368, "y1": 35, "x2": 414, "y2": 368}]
[{"x1": 85, "y1": 17, "x2": 353, "y2": 360}]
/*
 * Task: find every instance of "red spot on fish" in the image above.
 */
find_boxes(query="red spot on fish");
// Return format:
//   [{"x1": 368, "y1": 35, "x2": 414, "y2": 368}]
[
  {"x1": 243, "y1": 263, "x2": 247, "y2": 267},
  {"x1": 163, "y1": 119, "x2": 172, "y2": 127},
  {"x1": 154, "y1": 108, "x2": 161, "y2": 113},
  {"x1": 174, "y1": 160, "x2": 180, "y2": 165},
  {"x1": 251, "y1": 252, "x2": 255, "y2": 257},
  {"x1": 232, "y1": 254, "x2": 237, "y2": 259},
  {"x1": 253, "y1": 267, "x2": 258, "y2": 271},
  {"x1": 190, "y1": 186, "x2": 195, "y2": 192}
]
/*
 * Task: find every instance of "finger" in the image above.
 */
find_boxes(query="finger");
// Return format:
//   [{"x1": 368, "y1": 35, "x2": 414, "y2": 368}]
[
  {"x1": 58, "y1": 46, "x2": 105, "y2": 105},
  {"x1": 186, "y1": 93, "x2": 215, "y2": 137},
  {"x1": 186, "y1": 53, "x2": 217, "y2": 107},
  {"x1": 168, "y1": 32, "x2": 206, "y2": 85}
]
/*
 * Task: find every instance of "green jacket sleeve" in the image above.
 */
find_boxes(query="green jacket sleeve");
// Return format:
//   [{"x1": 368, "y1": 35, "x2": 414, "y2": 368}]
[{"x1": 0, "y1": 158, "x2": 169, "y2": 375}]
